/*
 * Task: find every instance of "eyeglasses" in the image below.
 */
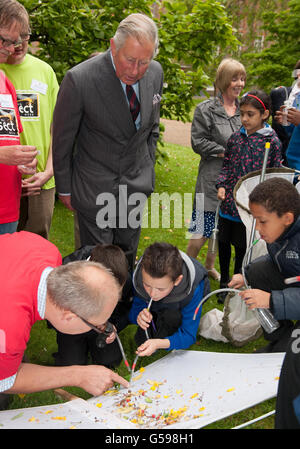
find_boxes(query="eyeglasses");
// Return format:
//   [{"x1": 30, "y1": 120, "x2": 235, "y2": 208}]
[
  {"x1": 79, "y1": 315, "x2": 131, "y2": 372},
  {"x1": 0, "y1": 33, "x2": 31, "y2": 49},
  {"x1": 79, "y1": 316, "x2": 114, "y2": 348}
]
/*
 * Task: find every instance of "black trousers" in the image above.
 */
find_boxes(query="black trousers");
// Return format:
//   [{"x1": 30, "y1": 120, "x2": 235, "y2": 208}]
[
  {"x1": 246, "y1": 256, "x2": 295, "y2": 350},
  {"x1": 134, "y1": 309, "x2": 182, "y2": 347},
  {"x1": 77, "y1": 210, "x2": 141, "y2": 272},
  {"x1": 54, "y1": 329, "x2": 123, "y2": 368},
  {"x1": 275, "y1": 320, "x2": 300, "y2": 429},
  {"x1": 218, "y1": 216, "x2": 247, "y2": 286}
]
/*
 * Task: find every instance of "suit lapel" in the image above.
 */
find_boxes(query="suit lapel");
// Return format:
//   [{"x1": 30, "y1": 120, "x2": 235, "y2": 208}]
[
  {"x1": 95, "y1": 52, "x2": 136, "y2": 136},
  {"x1": 139, "y1": 69, "x2": 153, "y2": 127}
]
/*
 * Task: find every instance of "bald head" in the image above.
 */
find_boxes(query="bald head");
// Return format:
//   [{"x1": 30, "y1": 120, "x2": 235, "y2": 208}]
[{"x1": 46, "y1": 261, "x2": 120, "y2": 320}]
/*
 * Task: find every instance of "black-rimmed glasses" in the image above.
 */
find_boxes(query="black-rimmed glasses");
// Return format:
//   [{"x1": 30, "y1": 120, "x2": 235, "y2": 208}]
[{"x1": 79, "y1": 316, "x2": 131, "y2": 372}]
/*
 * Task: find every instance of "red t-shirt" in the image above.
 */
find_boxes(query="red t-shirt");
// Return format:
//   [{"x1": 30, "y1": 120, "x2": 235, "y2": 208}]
[
  {"x1": 0, "y1": 231, "x2": 62, "y2": 384},
  {"x1": 0, "y1": 70, "x2": 23, "y2": 224}
]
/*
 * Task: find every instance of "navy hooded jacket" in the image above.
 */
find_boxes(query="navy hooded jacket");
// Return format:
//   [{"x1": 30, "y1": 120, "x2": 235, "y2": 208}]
[{"x1": 257, "y1": 216, "x2": 300, "y2": 320}]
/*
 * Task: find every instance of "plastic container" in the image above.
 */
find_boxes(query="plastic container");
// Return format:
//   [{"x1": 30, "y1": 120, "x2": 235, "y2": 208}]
[
  {"x1": 207, "y1": 228, "x2": 219, "y2": 255},
  {"x1": 282, "y1": 100, "x2": 291, "y2": 126},
  {"x1": 253, "y1": 308, "x2": 280, "y2": 334}
]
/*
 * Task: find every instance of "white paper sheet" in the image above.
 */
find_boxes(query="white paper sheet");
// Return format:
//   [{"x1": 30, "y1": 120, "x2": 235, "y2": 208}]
[{"x1": 0, "y1": 350, "x2": 285, "y2": 429}]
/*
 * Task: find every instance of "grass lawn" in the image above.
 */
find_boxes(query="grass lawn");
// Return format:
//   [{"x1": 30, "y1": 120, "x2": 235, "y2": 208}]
[{"x1": 7, "y1": 142, "x2": 277, "y2": 429}]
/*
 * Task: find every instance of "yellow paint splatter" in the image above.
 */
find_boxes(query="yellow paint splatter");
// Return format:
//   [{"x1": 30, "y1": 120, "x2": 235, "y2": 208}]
[
  {"x1": 51, "y1": 416, "x2": 67, "y2": 421},
  {"x1": 132, "y1": 373, "x2": 142, "y2": 381},
  {"x1": 96, "y1": 403, "x2": 102, "y2": 408},
  {"x1": 176, "y1": 389, "x2": 182, "y2": 394},
  {"x1": 226, "y1": 387, "x2": 235, "y2": 392},
  {"x1": 28, "y1": 416, "x2": 36, "y2": 422},
  {"x1": 104, "y1": 388, "x2": 119, "y2": 396},
  {"x1": 190, "y1": 393, "x2": 198, "y2": 399},
  {"x1": 147, "y1": 379, "x2": 162, "y2": 390}
]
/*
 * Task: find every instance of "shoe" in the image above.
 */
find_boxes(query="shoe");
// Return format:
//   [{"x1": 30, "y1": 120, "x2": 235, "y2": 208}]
[
  {"x1": 253, "y1": 341, "x2": 288, "y2": 353},
  {"x1": 0, "y1": 393, "x2": 11, "y2": 411},
  {"x1": 253, "y1": 343, "x2": 274, "y2": 353},
  {"x1": 207, "y1": 268, "x2": 221, "y2": 282}
]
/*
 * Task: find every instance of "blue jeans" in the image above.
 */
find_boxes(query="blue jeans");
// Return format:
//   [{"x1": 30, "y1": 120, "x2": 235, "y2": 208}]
[{"x1": 0, "y1": 221, "x2": 18, "y2": 235}]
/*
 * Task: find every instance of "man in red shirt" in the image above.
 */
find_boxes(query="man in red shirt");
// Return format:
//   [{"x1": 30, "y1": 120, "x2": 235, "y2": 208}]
[{"x1": 0, "y1": 232, "x2": 128, "y2": 409}]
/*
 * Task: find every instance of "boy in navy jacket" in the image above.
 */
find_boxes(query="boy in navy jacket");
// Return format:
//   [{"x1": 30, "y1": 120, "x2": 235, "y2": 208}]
[
  {"x1": 129, "y1": 242, "x2": 209, "y2": 357},
  {"x1": 228, "y1": 177, "x2": 300, "y2": 429}
]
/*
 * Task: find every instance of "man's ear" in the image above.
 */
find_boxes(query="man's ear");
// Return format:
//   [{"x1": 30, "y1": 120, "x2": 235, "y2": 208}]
[
  {"x1": 59, "y1": 309, "x2": 77, "y2": 323},
  {"x1": 174, "y1": 274, "x2": 183, "y2": 286},
  {"x1": 110, "y1": 38, "x2": 116, "y2": 56}
]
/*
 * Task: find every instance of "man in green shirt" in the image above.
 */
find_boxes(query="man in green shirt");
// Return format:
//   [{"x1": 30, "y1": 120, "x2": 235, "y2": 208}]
[{"x1": 0, "y1": 0, "x2": 59, "y2": 239}]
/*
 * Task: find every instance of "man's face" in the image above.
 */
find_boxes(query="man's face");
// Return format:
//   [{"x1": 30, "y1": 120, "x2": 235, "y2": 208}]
[
  {"x1": 0, "y1": 21, "x2": 25, "y2": 63},
  {"x1": 110, "y1": 35, "x2": 154, "y2": 85}
]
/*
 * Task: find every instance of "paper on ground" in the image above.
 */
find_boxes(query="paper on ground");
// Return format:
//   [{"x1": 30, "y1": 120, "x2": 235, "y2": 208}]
[{"x1": 0, "y1": 350, "x2": 285, "y2": 429}]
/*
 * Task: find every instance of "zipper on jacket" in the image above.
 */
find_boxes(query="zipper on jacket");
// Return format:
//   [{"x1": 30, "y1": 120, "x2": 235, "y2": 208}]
[{"x1": 274, "y1": 240, "x2": 289, "y2": 272}]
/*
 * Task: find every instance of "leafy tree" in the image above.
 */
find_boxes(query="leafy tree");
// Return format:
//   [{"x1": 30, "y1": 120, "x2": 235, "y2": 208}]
[
  {"x1": 242, "y1": 0, "x2": 300, "y2": 92},
  {"x1": 22, "y1": 0, "x2": 238, "y2": 123},
  {"x1": 222, "y1": 0, "x2": 290, "y2": 53},
  {"x1": 157, "y1": 0, "x2": 238, "y2": 120},
  {"x1": 22, "y1": 0, "x2": 151, "y2": 79}
]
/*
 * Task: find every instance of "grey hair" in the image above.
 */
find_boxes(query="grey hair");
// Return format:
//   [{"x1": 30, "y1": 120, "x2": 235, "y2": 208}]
[
  {"x1": 46, "y1": 261, "x2": 119, "y2": 320},
  {"x1": 113, "y1": 13, "x2": 159, "y2": 58},
  {"x1": 0, "y1": 0, "x2": 30, "y2": 33}
]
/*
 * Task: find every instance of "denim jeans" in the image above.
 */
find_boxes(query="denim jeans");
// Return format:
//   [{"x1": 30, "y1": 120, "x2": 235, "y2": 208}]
[{"x1": 0, "y1": 221, "x2": 18, "y2": 235}]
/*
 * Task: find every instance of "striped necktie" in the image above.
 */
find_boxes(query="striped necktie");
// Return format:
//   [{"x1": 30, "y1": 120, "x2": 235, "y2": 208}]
[{"x1": 126, "y1": 84, "x2": 140, "y2": 122}]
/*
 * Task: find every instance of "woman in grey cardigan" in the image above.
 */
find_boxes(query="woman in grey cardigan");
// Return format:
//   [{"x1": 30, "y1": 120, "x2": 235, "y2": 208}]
[{"x1": 187, "y1": 58, "x2": 246, "y2": 293}]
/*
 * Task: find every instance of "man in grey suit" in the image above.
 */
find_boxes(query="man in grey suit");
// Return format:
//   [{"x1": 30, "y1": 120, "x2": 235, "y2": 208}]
[{"x1": 53, "y1": 13, "x2": 164, "y2": 269}]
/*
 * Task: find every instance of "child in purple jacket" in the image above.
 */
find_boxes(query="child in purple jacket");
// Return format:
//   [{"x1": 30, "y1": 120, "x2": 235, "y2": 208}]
[{"x1": 215, "y1": 90, "x2": 282, "y2": 303}]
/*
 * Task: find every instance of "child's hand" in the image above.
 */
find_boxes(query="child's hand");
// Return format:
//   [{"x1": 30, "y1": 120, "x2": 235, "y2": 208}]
[
  {"x1": 239, "y1": 289, "x2": 271, "y2": 309},
  {"x1": 217, "y1": 187, "x2": 225, "y2": 201},
  {"x1": 136, "y1": 338, "x2": 170, "y2": 357},
  {"x1": 136, "y1": 339, "x2": 159, "y2": 356},
  {"x1": 228, "y1": 274, "x2": 245, "y2": 289},
  {"x1": 137, "y1": 308, "x2": 153, "y2": 330},
  {"x1": 274, "y1": 107, "x2": 284, "y2": 124},
  {"x1": 105, "y1": 324, "x2": 117, "y2": 344}
]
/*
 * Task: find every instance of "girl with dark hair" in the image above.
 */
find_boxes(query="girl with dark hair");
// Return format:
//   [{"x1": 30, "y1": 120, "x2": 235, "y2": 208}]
[{"x1": 216, "y1": 90, "x2": 282, "y2": 303}]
